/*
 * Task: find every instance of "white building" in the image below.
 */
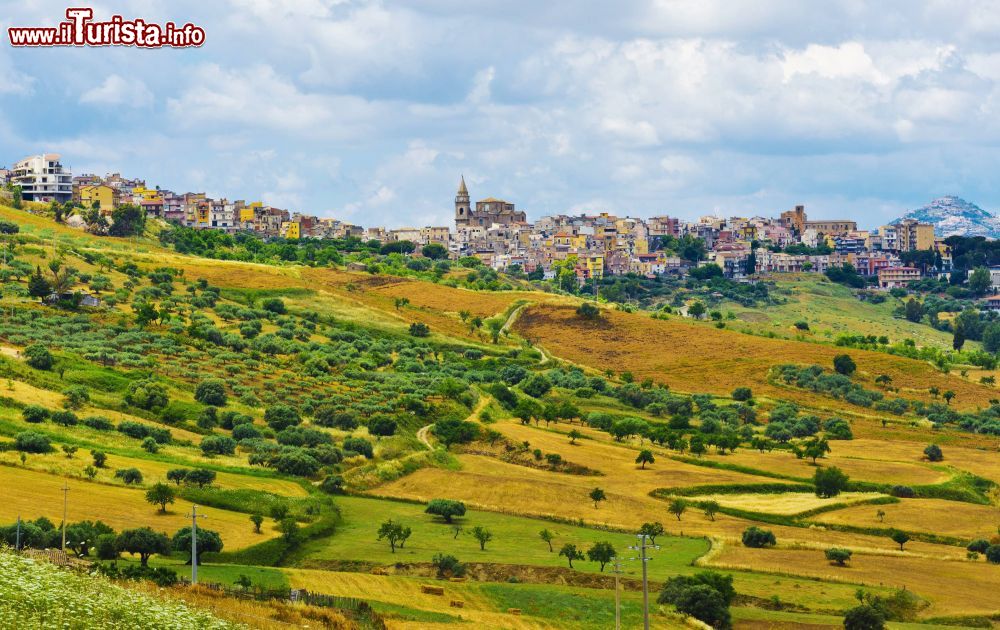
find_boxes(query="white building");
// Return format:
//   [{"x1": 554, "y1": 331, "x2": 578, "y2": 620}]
[{"x1": 12, "y1": 154, "x2": 72, "y2": 202}]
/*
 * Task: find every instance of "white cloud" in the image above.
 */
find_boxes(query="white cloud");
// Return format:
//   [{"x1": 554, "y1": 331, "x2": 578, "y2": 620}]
[{"x1": 80, "y1": 74, "x2": 153, "y2": 107}]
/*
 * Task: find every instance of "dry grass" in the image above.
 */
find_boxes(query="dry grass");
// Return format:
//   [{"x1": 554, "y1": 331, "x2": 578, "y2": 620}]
[
  {"x1": 285, "y1": 569, "x2": 559, "y2": 629},
  {"x1": 708, "y1": 544, "x2": 1000, "y2": 617},
  {"x1": 831, "y1": 439, "x2": 1000, "y2": 484},
  {"x1": 685, "y1": 492, "x2": 885, "y2": 516},
  {"x1": 131, "y1": 582, "x2": 353, "y2": 629},
  {"x1": 0, "y1": 449, "x2": 305, "y2": 497},
  {"x1": 0, "y1": 466, "x2": 277, "y2": 548},
  {"x1": 705, "y1": 447, "x2": 949, "y2": 486},
  {"x1": 813, "y1": 498, "x2": 1000, "y2": 539},
  {"x1": 515, "y1": 304, "x2": 994, "y2": 412}
]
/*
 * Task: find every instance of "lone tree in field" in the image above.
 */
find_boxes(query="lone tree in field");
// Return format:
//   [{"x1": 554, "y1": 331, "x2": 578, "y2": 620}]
[
  {"x1": 741, "y1": 527, "x2": 776, "y2": 548},
  {"x1": 144, "y1": 483, "x2": 176, "y2": 513},
  {"x1": 576, "y1": 302, "x2": 600, "y2": 320},
  {"x1": 377, "y1": 519, "x2": 412, "y2": 553},
  {"x1": 923, "y1": 444, "x2": 943, "y2": 462},
  {"x1": 833, "y1": 354, "x2": 857, "y2": 376},
  {"x1": 91, "y1": 450, "x2": 107, "y2": 469},
  {"x1": 668, "y1": 498, "x2": 688, "y2": 521},
  {"x1": 635, "y1": 449, "x2": 655, "y2": 469},
  {"x1": 568, "y1": 429, "x2": 582, "y2": 445},
  {"x1": 116, "y1": 527, "x2": 170, "y2": 566},
  {"x1": 425, "y1": 499, "x2": 467, "y2": 524},
  {"x1": 470, "y1": 525, "x2": 493, "y2": 551},
  {"x1": 586, "y1": 541, "x2": 616, "y2": 571},
  {"x1": 589, "y1": 487, "x2": 607, "y2": 509},
  {"x1": 813, "y1": 466, "x2": 849, "y2": 499},
  {"x1": 943, "y1": 390, "x2": 956, "y2": 405},
  {"x1": 250, "y1": 513, "x2": 264, "y2": 534},
  {"x1": 559, "y1": 543, "x2": 585, "y2": 568},
  {"x1": 703, "y1": 500, "x2": 720, "y2": 521},
  {"x1": 825, "y1": 548, "x2": 852, "y2": 566},
  {"x1": 891, "y1": 530, "x2": 910, "y2": 551},
  {"x1": 639, "y1": 522, "x2": 664, "y2": 545},
  {"x1": 540, "y1": 528, "x2": 555, "y2": 552},
  {"x1": 844, "y1": 604, "x2": 886, "y2": 630}
]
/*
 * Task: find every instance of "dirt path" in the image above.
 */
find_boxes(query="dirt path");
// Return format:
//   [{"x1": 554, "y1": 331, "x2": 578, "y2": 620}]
[
  {"x1": 0, "y1": 345, "x2": 21, "y2": 359},
  {"x1": 417, "y1": 392, "x2": 492, "y2": 450}
]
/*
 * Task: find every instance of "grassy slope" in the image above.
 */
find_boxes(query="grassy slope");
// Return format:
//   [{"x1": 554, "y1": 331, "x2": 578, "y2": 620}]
[
  {"x1": 729, "y1": 276, "x2": 963, "y2": 351},
  {"x1": 515, "y1": 303, "x2": 996, "y2": 415}
]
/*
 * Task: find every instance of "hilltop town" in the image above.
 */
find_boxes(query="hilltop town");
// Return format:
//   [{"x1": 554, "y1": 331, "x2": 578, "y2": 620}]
[{"x1": 0, "y1": 153, "x2": 962, "y2": 292}]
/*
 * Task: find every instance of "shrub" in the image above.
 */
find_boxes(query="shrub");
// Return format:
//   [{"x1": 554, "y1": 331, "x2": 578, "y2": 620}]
[
  {"x1": 967, "y1": 539, "x2": 990, "y2": 554},
  {"x1": 986, "y1": 545, "x2": 1000, "y2": 564},
  {"x1": 521, "y1": 374, "x2": 552, "y2": 398},
  {"x1": 343, "y1": 437, "x2": 374, "y2": 459},
  {"x1": 14, "y1": 432, "x2": 52, "y2": 453},
  {"x1": 923, "y1": 444, "x2": 943, "y2": 462},
  {"x1": 731, "y1": 387, "x2": 752, "y2": 401},
  {"x1": 425, "y1": 499, "x2": 467, "y2": 523},
  {"x1": 82, "y1": 415, "x2": 114, "y2": 431},
  {"x1": 261, "y1": 298, "x2": 286, "y2": 314},
  {"x1": 814, "y1": 466, "x2": 849, "y2": 499},
  {"x1": 825, "y1": 548, "x2": 852, "y2": 566},
  {"x1": 741, "y1": 526, "x2": 776, "y2": 548},
  {"x1": 890, "y1": 485, "x2": 915, "y2": 498},
  {"x1": 194, "y1": 378, "x2": 227, "y2": 406},
  {"x1": 200, "y1": 435, "x2": 237, "y2": 456},
  {"x1": 264, "y1": 404, "x2": 300, "y2": 431},
  {"x1": 114, "y1": 468, "x2": 144, "y2": 485},
  {"x1": 21, "y1": 405, "x2": 50, "y2": 424},
  {"x1": 432, "y1": 553, "x2": 467, "y2": 578},
  {"x1": 823, "y1": 418, "x2": 853, "y2": 440},
  {"x1": 576, "y1": 302, "x2": 600, "y2": 320},
  {"x1": 408, "y1": 322, "x2": 430, "y2": 337},
  {"x1": 658, "y1": 571, "x2": 734, "y2": 629},
  {"x1": 844, "y1": 605, "x2": 886, "y2": 630},
  {"x1": 124, "y1": 379, "x2": 169, "y2": 410},
  {"x1": 51, "y1": 410, "x2": 78, "y2": 427},
  {"x1": 833, "y1": 354, "x2": 856, "y2": 376},
  {"x1": 23, "y1": 344, "x2": 54, "y2": 370}
]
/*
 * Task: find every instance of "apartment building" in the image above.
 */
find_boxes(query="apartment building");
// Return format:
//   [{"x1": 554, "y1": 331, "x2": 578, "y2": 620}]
[{"x1": 12, "y1": 154, "x2": 72, "y2": 202}]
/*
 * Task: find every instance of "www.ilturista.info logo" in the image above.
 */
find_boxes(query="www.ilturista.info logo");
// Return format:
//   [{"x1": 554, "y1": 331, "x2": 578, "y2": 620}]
[{"x1": 8, "y1": 8, "x2": 205, "y2": 48}]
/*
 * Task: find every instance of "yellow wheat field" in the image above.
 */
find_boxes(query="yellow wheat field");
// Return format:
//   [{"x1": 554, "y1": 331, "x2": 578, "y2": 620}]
[{"x1": 0, "y1": 466, "x2": 277, "y2": 549}]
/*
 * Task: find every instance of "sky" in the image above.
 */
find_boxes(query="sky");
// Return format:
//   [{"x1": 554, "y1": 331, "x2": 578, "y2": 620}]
[{"x1": 4, "y1": 1, "x2": 1000, "y2": 228}]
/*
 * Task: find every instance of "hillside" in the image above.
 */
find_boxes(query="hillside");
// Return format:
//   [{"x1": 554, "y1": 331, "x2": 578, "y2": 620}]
[
  {"x1": 893, "y1": 196, "x2": 1000, "y2": 238},
  {"x1": 0, "y1": 202, "x2": 998, "y2": 629}
]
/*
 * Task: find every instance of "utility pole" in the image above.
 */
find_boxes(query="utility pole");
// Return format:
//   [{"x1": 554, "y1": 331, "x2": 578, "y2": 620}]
[
  {"x1": 188, "y1": 505, "x2": 206, "y2": 584},
  {"x1": 629, "y1": 533, "x2": 660, "y2": 630},
  {"x1": 61, "y1": 482, "x2": 69, "y2": 553},
  {"x1": 610, "y1": 555, "x2": 633, "y2": 630},
  {"x1": 15, "y1": 516, "x2": 21, "y2": 552}
]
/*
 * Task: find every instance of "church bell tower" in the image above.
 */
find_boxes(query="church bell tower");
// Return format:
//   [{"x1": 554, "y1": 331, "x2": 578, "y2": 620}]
[{"x1": 455, "y1": 175, "x2": 470, "y2": 227}]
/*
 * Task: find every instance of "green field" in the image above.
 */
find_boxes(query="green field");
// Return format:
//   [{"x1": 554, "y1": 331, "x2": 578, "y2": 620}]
[{"x1": 727, "y1": 276, "x2": 964, "y2": 351}]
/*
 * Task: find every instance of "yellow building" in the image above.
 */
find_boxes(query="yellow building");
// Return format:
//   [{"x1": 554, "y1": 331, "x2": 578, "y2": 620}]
[
  {"x1": 897, "y1": 219, "x2": 935, "y2": 251},
  {"x1": 131, "y1": 185, "x2": 160, "y2": 202},
  {"x1": 78, "y1": 184, "x2": 118, "y2": 212},
  {"x1": 282, "y1": 221, "x2": 300, "y2": 240},
  {"x1": 580, "y1": 254, "x2": 604, "y2": 280}
]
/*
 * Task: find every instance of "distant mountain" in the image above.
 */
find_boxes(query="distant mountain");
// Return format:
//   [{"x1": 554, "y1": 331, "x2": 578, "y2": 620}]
[{"x1": 893, "y1": 196, "x2": 1000, "y2": 239}]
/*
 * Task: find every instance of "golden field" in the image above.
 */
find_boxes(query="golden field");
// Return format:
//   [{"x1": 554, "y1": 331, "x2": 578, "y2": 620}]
[
  {"x1": 0, "y1": 466, "x2": 277, "y2": 549},
  {"x1": 708, "y1": 543, "x2": 1000, "y2": 618},
  {"x1": 514, "y1": 304, "x2": 996, "y2": 412},
  {"x1": 812, "y1": 498, "x2": 1000, "y2": 539}
]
